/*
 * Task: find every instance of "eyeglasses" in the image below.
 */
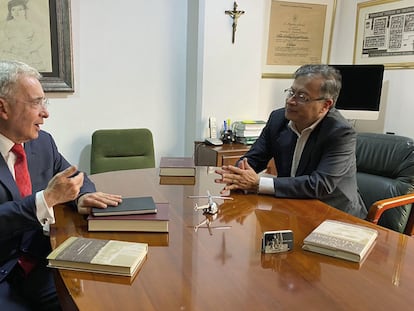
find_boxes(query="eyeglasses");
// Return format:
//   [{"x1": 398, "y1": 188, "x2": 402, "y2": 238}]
[
  {"x1": 28, "y1": 97, "x2": 50, "y2": 110},
  {"x1": 284, "y1": 88, "x2": 326, "y2": 104}
]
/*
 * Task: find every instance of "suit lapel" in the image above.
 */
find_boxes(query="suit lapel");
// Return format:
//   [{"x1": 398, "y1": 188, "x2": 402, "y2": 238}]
[
  {"x1": 275, "y1": 127, "x2": 297, "y2": 177},
  {"x1": 296, "y1": 134, "x2": 316, "y2": 176},
  {"x1": 0, "y1": 154, "x2": 21, "y2": 199},
  {"x1": 25, "y1": 141, "x2": 34, "y2": 169}
]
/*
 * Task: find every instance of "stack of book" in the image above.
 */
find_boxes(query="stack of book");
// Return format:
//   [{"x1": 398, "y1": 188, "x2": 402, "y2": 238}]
[
  {"x1": 159, "y1": 156, "x2": 196, "y2": 185},
  {"x1": 87, "y1": 196, "x2": 169, "y2": 233},
  {"x1": 233, "y1": 120, "x2": 266, "y2": 145}
]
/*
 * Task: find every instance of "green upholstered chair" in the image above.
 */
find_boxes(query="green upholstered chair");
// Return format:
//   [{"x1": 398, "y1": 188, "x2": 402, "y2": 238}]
[
  {"x1": 356, "y1": 132, "x2": 414, "y2": 235},
  {"x1": 90, "y1": 128, "x2": 155, "y2": 174}
]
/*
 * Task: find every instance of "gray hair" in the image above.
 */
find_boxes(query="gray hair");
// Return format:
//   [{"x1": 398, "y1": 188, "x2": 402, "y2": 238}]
[
  {"x1": 0, "y1": 60, "x2": 41, "y2": 100},
  {"x1": 294, "y1": 64, "x2": 342, "y2": 103}
]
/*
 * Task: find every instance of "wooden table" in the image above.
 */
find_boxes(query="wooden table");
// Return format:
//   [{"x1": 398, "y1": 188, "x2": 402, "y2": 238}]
[{"x1": 51, "y1": 168, "x2": 414, "y2": 311}]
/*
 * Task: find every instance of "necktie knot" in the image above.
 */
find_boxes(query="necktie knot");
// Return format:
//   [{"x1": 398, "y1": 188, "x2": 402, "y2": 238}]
[
  {"x1": 11, "y1": 143, "x2": 32, "y2": 197},
  {"x1": 11, "y1": 143, "x2": 26, "y2": 160}
]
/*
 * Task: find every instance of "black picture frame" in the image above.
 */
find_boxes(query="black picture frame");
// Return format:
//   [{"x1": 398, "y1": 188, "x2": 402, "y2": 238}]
[
  {"x1": 0, "y1": 0, "x2": 73, "y2": 92},
  {"x1": 41, "y1": 0, "x2": 73, "y2": 92}
]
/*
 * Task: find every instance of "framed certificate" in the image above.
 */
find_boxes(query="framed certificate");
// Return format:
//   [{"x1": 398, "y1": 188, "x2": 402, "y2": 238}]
[
  {"x1": 262, "y1": 0, "x2": 337, "y2": 78},
  {"x1": 354, "y1": 0, "x2": 414, "y2": 69}
]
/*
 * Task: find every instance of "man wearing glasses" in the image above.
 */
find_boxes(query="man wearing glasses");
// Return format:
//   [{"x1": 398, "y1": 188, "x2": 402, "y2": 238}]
[
  {"x1": 0, "y1": 60, "x2": 122, "y2": 310},
  {"x1": 215, "y1": 64, "x2": 367, "y2": 219}
]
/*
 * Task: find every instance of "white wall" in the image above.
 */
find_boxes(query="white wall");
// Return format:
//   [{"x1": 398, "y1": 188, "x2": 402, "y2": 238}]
[
  {"x1": 42, "y1": 0, "x2": 414, "y2": 174},
  {"x1": 195, "y1": 0, "x2": 265, "y2": 138},
  {"x1": 42, "y1": 0, "x2": 187, "y2": 173}
]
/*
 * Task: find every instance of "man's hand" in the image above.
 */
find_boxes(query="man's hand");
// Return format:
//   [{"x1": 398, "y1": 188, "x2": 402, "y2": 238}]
[
  {"x1": 44, "y1": 166, "x2": 84, "y2": 207},
  {"x1": 77, "y1": 192, "x2": 123, "y2": 215},
  {"x1": 215, "y1": 158, "x2": 259, "y2": 194}
]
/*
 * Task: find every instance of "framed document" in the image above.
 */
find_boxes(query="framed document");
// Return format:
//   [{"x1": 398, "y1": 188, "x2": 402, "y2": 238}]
[
  {"x1": 0, "y1": 0, "x2": 73, "y2": 92},
  {"x1": 354, "y1": 0, "x2": 414, "y2": 69},
  {"x1": 262, "y1": 0, "x2": 337, "y2": 78}
]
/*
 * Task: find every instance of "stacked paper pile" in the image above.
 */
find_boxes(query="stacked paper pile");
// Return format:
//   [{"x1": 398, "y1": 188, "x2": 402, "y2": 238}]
[{"x1": 233, "y1": 121, "x2": 266, "y2": 145}]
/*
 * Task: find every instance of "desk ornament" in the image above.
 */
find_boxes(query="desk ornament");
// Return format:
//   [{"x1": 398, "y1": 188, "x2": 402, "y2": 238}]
[
  {"x1": 262, "y1": 230, "x2": 294, "y2": 253},
  {"x1": 188, "y1": 190, "x2": 233, "y2": 235}
]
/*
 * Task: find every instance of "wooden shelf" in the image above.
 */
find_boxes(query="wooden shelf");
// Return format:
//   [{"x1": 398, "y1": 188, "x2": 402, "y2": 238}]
[{"x1": 194, "y1": 141, "x2": 276, "y2": 174}]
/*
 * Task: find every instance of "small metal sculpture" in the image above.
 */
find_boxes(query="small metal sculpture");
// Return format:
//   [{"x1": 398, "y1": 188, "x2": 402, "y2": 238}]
[
  {"x1": 188, "y1": 190, "x2": 233, "y2": 214},
  {"x1": 225, "y1": 1, "x2": 245, "y2": 44},
  {"x1": 188, "y1": 191, "x2": 233, "y2": 235}
]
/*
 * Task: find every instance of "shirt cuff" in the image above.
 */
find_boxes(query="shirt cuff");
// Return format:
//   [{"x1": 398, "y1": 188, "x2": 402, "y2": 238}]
[
  {"x1": 35, "y1": 190, "x2": 55, "y2": 230},
  {"x1": 258, "y1": 176, "x2": 275, "y2": 195}
]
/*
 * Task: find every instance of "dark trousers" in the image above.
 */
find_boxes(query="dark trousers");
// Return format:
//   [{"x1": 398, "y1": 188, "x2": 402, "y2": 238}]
[{"x1": 1, "y1": 262, "x2": 62, "y2": 311}]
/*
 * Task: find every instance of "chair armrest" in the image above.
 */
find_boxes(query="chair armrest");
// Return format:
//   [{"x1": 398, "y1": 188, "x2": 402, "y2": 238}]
[{"x1": 367, "y1": 193, "x2": 414, "y2": 235}]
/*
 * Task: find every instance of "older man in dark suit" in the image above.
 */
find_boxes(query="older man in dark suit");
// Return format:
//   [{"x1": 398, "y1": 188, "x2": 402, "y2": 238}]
[
  {"x1": 0, "y1": 60, "x2": 122, "y2": 310},
  {"x1": 215, "y1": 64, "x2": 367, "y2": 219}
]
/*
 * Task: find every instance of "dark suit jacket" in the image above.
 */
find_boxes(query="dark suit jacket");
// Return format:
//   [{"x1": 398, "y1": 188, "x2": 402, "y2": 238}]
[
  {"x1": 243, "y1": 108, "x2": 367, "y2": 218},
  {"x1": 0, "y1": 130, "x2": 96, "y2": 282}
]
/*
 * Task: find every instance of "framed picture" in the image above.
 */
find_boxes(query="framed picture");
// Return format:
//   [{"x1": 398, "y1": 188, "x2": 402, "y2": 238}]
[
  {"x1": 354, "y1": 0, "x2": 414, "y2": 69},
  {"x1": 0, "y1": 0, "x2": 73, "y2": 92},
  {"x1": 262, "y1": 0, "x2": 337, "y2": 79}
]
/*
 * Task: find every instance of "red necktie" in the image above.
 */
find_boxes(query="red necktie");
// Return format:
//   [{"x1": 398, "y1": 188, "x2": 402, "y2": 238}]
[
  {"x1": 11, "y1": 144, "x2": 36, "y2": 276},
  {"x1": 11, "y1": 144, "x2": 32, "y2": 197}
]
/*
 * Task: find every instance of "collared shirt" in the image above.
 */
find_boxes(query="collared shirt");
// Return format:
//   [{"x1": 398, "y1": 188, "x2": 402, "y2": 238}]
[
  {"x1": 258, "y1": 117, "x2": 323, "y2": 195},
  {"x1": 0, "y1": 134, "x2": 55, "y2": 229}
]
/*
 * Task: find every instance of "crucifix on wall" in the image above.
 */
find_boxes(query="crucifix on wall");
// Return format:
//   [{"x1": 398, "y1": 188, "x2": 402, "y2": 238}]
[{"x1": 225, "y1": 1, "x2": 245, "y2": 44}]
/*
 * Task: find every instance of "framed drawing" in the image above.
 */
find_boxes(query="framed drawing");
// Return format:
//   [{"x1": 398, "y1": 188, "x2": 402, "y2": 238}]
[
  {"x1": 354, "y1": 0, "x2": 414, "y2": 69},
  {"x1": 262, "y1": 0, "x2": 337, "y2": 79},
  {"x1": 0, "y1": 0, "x2": 73, "y2": 92}
]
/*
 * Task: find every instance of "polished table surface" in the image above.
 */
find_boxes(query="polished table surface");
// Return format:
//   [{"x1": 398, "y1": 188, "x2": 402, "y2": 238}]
[{"x1": 51, "y1": 167, "x2": 414, "y2": 311}]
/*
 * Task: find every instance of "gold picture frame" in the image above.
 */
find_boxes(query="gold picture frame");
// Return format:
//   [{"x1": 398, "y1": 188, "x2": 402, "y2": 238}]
[
  {"x1": 262, "y1": 0, "x2": 337, "y2": 79},
  {"x1": 0, "y1": 0, "x2": 73, "y2": 92},
  {"x1": 354, "y1": 0, "x2": 414, "y2": 69}
]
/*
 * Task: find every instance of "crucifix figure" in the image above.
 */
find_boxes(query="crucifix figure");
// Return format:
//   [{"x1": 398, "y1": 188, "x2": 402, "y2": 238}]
[{"x1": 225, "y1": 1, "x2": 245, "y2": 44}]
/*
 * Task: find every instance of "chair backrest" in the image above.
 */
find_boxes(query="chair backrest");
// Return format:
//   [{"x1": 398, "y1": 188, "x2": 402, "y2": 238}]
[
  {"x1": 356, "y1": 132, "x2": 414, "y2": 233},
  {"x1": 91, "y1": 128, "x2": 155, "y2": 174}
]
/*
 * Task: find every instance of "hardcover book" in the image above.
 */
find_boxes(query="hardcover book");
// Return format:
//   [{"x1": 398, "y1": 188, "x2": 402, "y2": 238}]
[
  {"x1": 234, "y1": 129, "x2": 263, "y2": 138},
  {"x1": 88, "y1": 203, "x2": 169, "y2": 232},
  {"x1": 47, "y1": 237, "x2": 148, "y2": 277},
  {"x1": 92, "y1": 196, "x2": 157, "y2": 217},
  {"x1": 159, "y1": 157, "x2": 196, "y2": 176},
  {"x1": 302, "y1": 220, "x2": 378, "y2": 263},
  {"x1": 159, "y1": 175, "x2": 195, "y2": 185},
  {"x1": 233, "y1": 120, "x2": 266, "y2": 131}
]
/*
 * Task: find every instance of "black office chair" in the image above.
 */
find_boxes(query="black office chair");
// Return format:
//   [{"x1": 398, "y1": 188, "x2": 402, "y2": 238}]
[
  {"x1": 90, "y1": 128, "x2": 155, "y2": 174},
  {"x1": 356, "y1": 132, "x2": 414, "y2": 235}
]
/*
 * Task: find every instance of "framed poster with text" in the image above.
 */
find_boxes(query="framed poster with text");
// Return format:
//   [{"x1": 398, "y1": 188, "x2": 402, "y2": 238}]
[{"x1": 354, "y1": 0, "x2": 414, "y2": 69}]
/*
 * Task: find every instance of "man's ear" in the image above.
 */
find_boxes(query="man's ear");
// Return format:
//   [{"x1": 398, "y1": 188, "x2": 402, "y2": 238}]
[
  {"x1": 324, "y1": 98, "x2": 334, "y2": 110},
  {"x1": 0, "y1": 98, "x2": 10, "y2": 119}
]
